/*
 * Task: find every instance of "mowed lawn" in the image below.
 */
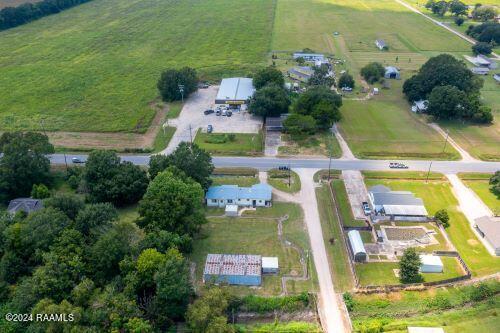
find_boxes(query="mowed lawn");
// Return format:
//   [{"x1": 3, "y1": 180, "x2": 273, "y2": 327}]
[
  {"x1": 459, "y1": 173, "x2": 499, "y2": 216},
  {"x1": 0, "y1": 0, "x2": 275, "y2": 132},
  {"x1": 365, "y1": 177, "x2": 500, "y2": 277},
  {"x1": 194, "y1": 131, "x2": 264, "y2": 156},
  {"x1": 339, "y1": 81, "x2": 460, "y2": 160}
]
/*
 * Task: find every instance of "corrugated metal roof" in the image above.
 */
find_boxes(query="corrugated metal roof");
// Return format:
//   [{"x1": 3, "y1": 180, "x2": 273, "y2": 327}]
[
  {"x1": 348, "y1": 230, "x2": 366, "y2": 255},
  {"x1": 372, "y1": 192, "x2": 423, "y2": 206},
  {"x1": 475, "y1": 216, "x2": 500, "y2": 248},
  {"x1": 216, "y1": 78, "x2": 255, "y2": 102},
  {"x1": 262, "y1": 257, "x2": 279, "y2": 269},
  {"x1": 206, "y1": 184, "x2": 272, "y2": 201},
  {"x1": 203, "y1": 254, "x2": 262, "y2": 276},
  {"x1": 383, "y1": 205, "x2": 428, "y2": 216}
]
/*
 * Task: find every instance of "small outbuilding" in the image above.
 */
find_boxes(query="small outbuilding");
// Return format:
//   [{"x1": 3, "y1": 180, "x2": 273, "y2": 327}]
[
  {"x1": 262, "y1": 257, "x2": 279, "y2": 274},
  {"x1": 348, "y1": 230, "x2": 367, "y2": 262},
  {"x1": 215, "y1": 78, "x2": 255, "y2": 105},
  {"x1": 419, "y1": 255, "x2": 443, "y2": 273},
  {"x1": 7, "y1": 198, "x2": 43, "y2": 215},
  {"x1": 288, "y1": 66, "x2": 314, "y2": 82},
  {"x1": 471, "y1": 67, "x2": 490, "y2": 75},
  {"x1": 384, "y1": 66, "x2": 400, "y2": 79},
  {"x1": 375, "y1": 39, "x2": 388, "y2": 50},
  {"x1": 494, "y1": 73, "x2": 500, "y2": 83},
  {"x1": 293, "y1": 52, "x2": 325, "y2": 62},
  {"x1": 411, "y1": 100, "x2": 428, "y2": 113},
  {"x1": 225, "y1": 204, "x2": 238, "y2": 217}
]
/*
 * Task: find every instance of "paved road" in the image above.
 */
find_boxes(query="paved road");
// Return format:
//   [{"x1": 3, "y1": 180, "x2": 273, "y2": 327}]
[{"x1": 54, "y1": 155, "x2": 500, "y2": 173}]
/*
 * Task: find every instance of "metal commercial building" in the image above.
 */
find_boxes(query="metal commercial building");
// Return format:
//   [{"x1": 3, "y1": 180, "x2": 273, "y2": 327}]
[
  {"x1": 215, "y1": 78, "x2": 255, "y2": 105},
  {"x1": 368, "y1": 185, "x2": 428, "y2": 218},
  {"x1": 203, "y1": 254, "x2": 262, "y2": 286}
]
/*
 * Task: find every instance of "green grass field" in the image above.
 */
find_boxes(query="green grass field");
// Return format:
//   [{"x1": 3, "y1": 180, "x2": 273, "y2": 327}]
[
  {"x1": 194, "y1": 131, "x2": 264, "y2": 156},
  {"x1": 356, "y1": 256, "x2": 464, "y2": 286},
  {"x1": 267, "y1": 169, "x2": 301, "y2": 193},
  {"x1": 0, "y1": 0, "x2": 275, "y2": 132},
  {"x1": 278, "y1": 132, "x2": 342, "y2": 158},
  {"x1": 316, "y1": 184, "x2": 355, "y2": 292},
  {"x1": 331, "y1": 179, "x2": 368, "y2": 227},
  {"x1": 190, "y1": 203, "x2": 317, "y2": 296},
  {"x1": 365, "y1": 176, "x2": 500, "y2": 277},
  {"x1": 461, "y1": 177, "x2": 500, "y2": 216}
]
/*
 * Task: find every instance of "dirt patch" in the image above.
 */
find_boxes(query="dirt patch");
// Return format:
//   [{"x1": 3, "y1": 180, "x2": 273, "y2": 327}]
[
  {"x1": 46, "y1": 104, "x2": 167, "y2": 151},
  {"x1": 467, "y1": 239, "x2": 479, "y2": 246}
]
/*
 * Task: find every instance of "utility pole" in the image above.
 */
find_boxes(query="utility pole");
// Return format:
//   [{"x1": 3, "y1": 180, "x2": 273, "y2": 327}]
[
  {"x1": 442, "y1": 130, "x2": 450, "y2": 154},
  {"x1": 178, "y1": 84, "x2": 185, "y2": 103},
  {"x1": 425, "y1": 161, "x2": 433, "y2": 183},
  {"x1": 328, "y1": 127, "x2": 334, "y2": 181},
  {"x1": 188, "y1": 124, "x2": 193, "y2": 146},
  {"x1": 288, "y1": 163, "x2": 291, "y2": 188}
]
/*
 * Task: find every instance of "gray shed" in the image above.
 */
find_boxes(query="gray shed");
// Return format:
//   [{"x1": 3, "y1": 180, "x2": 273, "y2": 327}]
[
  {"x1": 7, "y1": 198, "x2": 43, "y2": 215},
  {"x1": 384, "y1": 66, "x2": 400, "y2": 79}
]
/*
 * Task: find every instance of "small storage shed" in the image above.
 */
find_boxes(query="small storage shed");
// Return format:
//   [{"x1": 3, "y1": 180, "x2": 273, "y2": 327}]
[
  {"x1": 261, "y1": 257, "x2": 279, "y2": 274},
  {"x1": 225, "y1": 204, "x2": 238, "y2": 217},
  {"x1": 384, "y1": 66, "x2": 400, "y2": 79},
  {"x1": 348, "y1": 230, "x2": 367, "y2": 262},
  {"x1": 419, "y1": 255, "x2": 443, "y2": 273}
]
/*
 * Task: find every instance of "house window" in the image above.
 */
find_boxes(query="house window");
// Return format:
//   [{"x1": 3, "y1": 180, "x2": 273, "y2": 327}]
[
  {"x1": 211, "y1": 199, "x2": 217, "y2": 203},
  {"x1": 259, "y1": 200, "x2": 262, "y2": 203},
  {"x1": 227, "y1": 199, "x2": 233, "y2": 203}
]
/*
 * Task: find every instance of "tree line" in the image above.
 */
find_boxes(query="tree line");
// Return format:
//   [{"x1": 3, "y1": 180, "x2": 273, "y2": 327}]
[
  {"x1": 0, "y1": 0, "x2": 93, "y2": 31},
  {"x1": 0, "y1": 131, "x2": 219, "y2": 332}
]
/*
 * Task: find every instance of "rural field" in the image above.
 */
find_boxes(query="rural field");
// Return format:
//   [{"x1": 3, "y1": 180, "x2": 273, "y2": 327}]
[
  {"x1": 0, "y1": 0, "x2": 275, "y2": 132},
  {"x1": 272, "y1": 0, "x2": 474, "y2": 160},
  {"x1": 458, "y1": 173, "x2": 499, "y2": 216},
  {"x1": 365, "y1": 175, "x2": 500, "y2": 277}
]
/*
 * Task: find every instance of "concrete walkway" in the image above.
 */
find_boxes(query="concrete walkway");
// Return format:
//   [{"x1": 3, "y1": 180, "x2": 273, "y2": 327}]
[
  {"x1": 446, "y1": 174, "x2": 496, "y2": 255},
  {"x1": 332, "y1": 124, "x2": 356, "y2": 160},
  {"x1": 429, "y1": 123, "x2": 477, "y2": 162}
]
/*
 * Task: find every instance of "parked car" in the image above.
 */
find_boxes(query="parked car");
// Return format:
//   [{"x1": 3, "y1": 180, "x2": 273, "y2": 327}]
[
  {"x1": 362, "y1": 202, "x2": 371, "y2": 215},
  {"x1": 226, "y1": 110, "x2": 232, "y2": 117},
  {"x1": 389, "y1": 162, "x2": 408, "y2": 169},
  {"x1": 221, "y1": 109, "x2": 227, "y2": 116},
  {"x1": 215, "y1": 109, "x2": 221, "y2": 116},
  {"x1": 71, "y1": 157, "x2": 85, "y2": 164},
  {"x1": 198, "y1": 83, "x2": 209, "y2": 89},
  {"x1": 207, "y1": 125, "x2": 213, "y2": 133},
  {"x1": 204, "y1": 109, "x2": 214, "y2": 115}
]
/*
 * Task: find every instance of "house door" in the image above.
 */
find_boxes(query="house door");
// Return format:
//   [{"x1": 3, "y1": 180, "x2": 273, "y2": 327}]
[{"x1": 252, "y1": 200, "x2": 256, "y2": 207}]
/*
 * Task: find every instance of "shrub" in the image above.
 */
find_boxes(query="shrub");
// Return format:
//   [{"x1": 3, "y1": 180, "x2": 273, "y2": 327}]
[
  {"x1": 31, "y1": 184, "x2": 50, "y2": 199},
  {"x1": 343, "y1": 292, "x2": 355, "y2": 312},
  {"x1": 360, "y1": 62, "x2": 385, "y2": 84},
  {"x1": 472, "y1": 42, "x2": 493, "y2": 55},
  {"x1": 468, "y1": 282, "x2": 494, "y2": 302},
  {"x1": 454, "y1": 17, "x2": 465, "y2": 26},
  {"x1": 426, "y1": 294, "x2": 452, "y2": 310},
  {"x1": 435, "y1": 209, "x2": 450, "y2": 228},
  {"x1": 240, "y1": 293, "x2": 309, "y2": 313}
]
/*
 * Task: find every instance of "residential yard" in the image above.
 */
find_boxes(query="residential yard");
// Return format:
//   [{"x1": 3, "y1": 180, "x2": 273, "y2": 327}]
[
  {"x1": 459, "y1": 173, "x2": 499, "y2": 216},
  {"x1": 190, "y1": 203, "x2": 317, "y2": 296},
  {"x1": 211, "y1": 175, "x2": 259, "y2": 187},
  {"x1": 331, "y1": 179, "x2": 367, "y2": 227},
  {"x1": 0, "y1": 0, "x2": 275, "y2": 132},
  {"x1": 364, "y1": 174, "x2": 500, "y2": 277},
  {"x1": 355, "y1": 256, "x2": 464, "y2": 286},
  {"x1": 316, "y1": 184, "x2": 355, "y2": 292},
  {"x1": 278, "y1": 132, "x2": 342, "y2": 158},
  {"x1": 267, "y1": 169, "x2": 301, "y2": 194},
  {"x1": 194, "y1": 131, "x2": 263, "y2": 156}
]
